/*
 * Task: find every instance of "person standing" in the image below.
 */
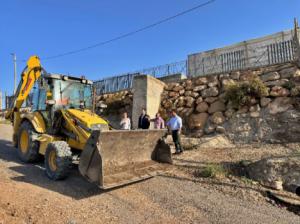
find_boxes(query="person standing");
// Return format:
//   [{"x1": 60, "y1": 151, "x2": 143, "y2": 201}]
[
  {"x1": 153, "y1": 112, "x2": 165, "y2": 129},
  {"x1": 166, "y1": 109, "x2": 183, "y2": 154},
  {"x1": 138, "y1": 108, "x2": 150, "y2": 129},
  {"x1": 120, "y1": 112, "x2": 131, "y2": 130}
]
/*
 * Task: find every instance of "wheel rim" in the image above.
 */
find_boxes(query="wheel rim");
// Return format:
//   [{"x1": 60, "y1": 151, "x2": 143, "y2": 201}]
[
  {"x1": 20, "y1": 130, "x2": 29, "y2": 153},
  {"x1": 48, "y1": 150, "x2": 57, "y2": 171}
]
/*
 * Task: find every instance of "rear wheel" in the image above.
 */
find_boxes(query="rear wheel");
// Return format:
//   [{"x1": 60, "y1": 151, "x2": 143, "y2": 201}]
[
  {"x1": 45, "y1": 141, "x2": 72, "y2": 180},
  {"x1": 17, "y1": 121, "x2": 40, "y2": 162}
]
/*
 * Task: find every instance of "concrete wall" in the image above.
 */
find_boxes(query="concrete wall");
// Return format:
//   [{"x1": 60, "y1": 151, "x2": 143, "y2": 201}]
[{"x1": 132, "y1": 75, "x2": 165, "y2": 129}]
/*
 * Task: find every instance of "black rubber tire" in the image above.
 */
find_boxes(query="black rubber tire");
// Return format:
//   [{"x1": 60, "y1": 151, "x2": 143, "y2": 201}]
[
  {"x1": 17, "y1": 121, "x2": 40, "y2": 163},
  {"x1": 45, "y1": 141, "x2": 72, "y2": 180}
]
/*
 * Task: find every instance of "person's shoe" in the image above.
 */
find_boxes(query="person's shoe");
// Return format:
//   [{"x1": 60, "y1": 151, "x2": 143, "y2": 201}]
[{"x1": 173, "y1": 151, "x2": 181, "y2": 155}]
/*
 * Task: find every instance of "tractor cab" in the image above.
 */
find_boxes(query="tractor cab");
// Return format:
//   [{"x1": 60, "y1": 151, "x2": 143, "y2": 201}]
[{"x1": 27, "y1": 74, "x2": 106, "y2": 134}]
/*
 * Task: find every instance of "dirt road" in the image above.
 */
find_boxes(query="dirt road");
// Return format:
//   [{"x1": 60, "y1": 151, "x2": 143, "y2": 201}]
[{"x1": 0, "y1": 124, "x2": 300, "y2": 224}]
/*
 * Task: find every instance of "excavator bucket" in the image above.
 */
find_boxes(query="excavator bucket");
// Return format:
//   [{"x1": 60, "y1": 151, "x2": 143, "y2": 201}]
[{"x1": 79, "y1": 129, "x2": 172, "y2": 189}]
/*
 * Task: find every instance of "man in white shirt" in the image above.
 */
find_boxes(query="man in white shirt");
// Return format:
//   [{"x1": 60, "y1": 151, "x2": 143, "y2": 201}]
[{"x1": 166, "y1": 109, "x2": 183, "y2": 154}]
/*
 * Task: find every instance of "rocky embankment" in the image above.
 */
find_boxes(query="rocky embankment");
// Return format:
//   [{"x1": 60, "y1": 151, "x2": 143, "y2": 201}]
[{"x1": 159, "y1": 63, "x2": 300, "y2": 143}]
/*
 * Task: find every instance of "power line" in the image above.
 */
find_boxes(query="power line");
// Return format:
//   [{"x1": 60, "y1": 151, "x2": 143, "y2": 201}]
[{"x1": 39, "y1": 0, "x2": 216, "y2": 61}]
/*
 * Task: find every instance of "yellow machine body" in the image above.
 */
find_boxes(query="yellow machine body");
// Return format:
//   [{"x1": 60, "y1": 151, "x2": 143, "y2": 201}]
[{"x1": 5, "y1": 56, "x2": 172, "y2": 189}]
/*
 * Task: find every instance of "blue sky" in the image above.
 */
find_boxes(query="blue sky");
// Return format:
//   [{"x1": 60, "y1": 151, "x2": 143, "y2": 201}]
[{"x1": 1, "y1": 0, "x2": 299, "y2": 99}]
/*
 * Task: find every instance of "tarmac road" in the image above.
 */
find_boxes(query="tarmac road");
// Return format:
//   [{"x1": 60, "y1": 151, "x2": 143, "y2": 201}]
[{"x1": 0, "y1": 124, "x2": 299, "y2": 224}]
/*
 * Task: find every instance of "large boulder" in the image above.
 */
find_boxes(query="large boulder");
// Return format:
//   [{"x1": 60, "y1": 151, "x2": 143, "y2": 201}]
[
  {"x1": 162, "y1": 99, "x2": 173, "y2": 109},
  {"x1": 185, "y1": 96, "x2": 195, "y2": 108},
  {"x1": 264, "y1": 79, "x2": 289, "y2": 87},
  {"x1": 268, "y1": 97, "x2": 293, "y2": 114},
  {"x1": 249, "y1": 104, "x2": 260, "y2": 112},
  {"x1": 207, "y1": 76, "x2": 219, "y2": 87},
  {"x1": 195, "y1": 77, "x2": 208, "y2": 85},
  {"x1": 173, "y1": 85, "x2": 184, "y2": 92},
  {"x1": 201, "y1": 87, "x2": 219, "y2": 97},
  {"x1": 179, "y1": 89, "x2": 185, "y2": 96},
  {"x1": 204, "y1": 120, "x2": 216, "y2": 134},
  {"x1": 205, "y1": 97, "x2": 218, "y2": 104},
  {"x1": 176, "y1": 97, "x2": 185, "y2": 107},
  {"x1": 247, "y1": 156, "x2": 300, "y2": 189},
  {"x1": 184, "y1": 91, "x2": 192, "y2": 97},
  {"x1": 196, "y1": 97, "x2": 203, "y2": 104},
  {"x1": 260, "y1": 97, "x2": 272, "y2": 107},
  {"x1": 270, "y1": 86, "x2": 290, "y2": 97},
  {"x1": 196, "y1": 102, "x2": 209, "y2": 113},
  {"x1": 211, "y1": 112, "x2": 225, "y2": 125},
  {"x1": 191, "y1": 92, "x2": 199, "y2": 98},
  {"x1": 260, "y1": 71, "x2": 280, "y2": 82},
  {"x1": 188, "y1": 113, "x2": 209, "y2": 130},
  {"x1": 193, "y1": 85, "x2": 207, "y2": 92},
  {"x1": 219, "y1": 73, "x2": 230, "y2": 80},
  {"x1": 180, "y1": 108, "x2": 194, "y2": 117},
  {"x1": 165, "y1": 83, "x2": 178, "y2": 91},
  {"x1": 208, "y1": 101, "x2": 226, "y2": 114},
  {"x1": 185, "y1": 79, "x2": 193, "y2": 90},
  {"x1": 240, "y1": 72, "x2": 256, "y2": 81},
  {"x1": 230, "y1": 71, "x2": 240, "y2": 80},
  {"x1": 279, "y1": 66, "x2": 300, "y2": 79},
  {"x1": 169, "y1": 91, "x2": 179, "y2": 98},
  {"x1": 221, "y1": 79, "x2": 235, "y2": 89}
]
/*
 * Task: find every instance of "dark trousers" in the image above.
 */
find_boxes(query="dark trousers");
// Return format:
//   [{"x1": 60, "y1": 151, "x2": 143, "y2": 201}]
[{"x1": 172, "y1": 130, "x2": 182, "y2": 152}]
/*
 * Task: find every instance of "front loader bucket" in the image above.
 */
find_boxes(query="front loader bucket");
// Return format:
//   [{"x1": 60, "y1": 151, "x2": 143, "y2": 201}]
[{"x1": 79, "y1": 129, "x2": 172, "y2": 189}]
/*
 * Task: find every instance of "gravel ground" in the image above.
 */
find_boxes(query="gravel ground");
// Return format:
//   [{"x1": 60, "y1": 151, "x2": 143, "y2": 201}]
[{"x1": 0, "y1": 124, "x2": 300, "y2": 224}]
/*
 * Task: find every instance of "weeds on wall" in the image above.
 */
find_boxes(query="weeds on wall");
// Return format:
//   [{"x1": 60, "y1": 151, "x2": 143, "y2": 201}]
[
  {"x1": 225, "y1": 78, "x2": 268, "y2": 108},
  {"x1": 282, "y1": 81, "x2": 296, "y2": 90}
]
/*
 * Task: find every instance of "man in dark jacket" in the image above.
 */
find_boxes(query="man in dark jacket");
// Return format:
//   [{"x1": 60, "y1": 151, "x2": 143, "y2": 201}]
[{"x1": 138, "y1": 108, "x2": 150, "y2": 129}]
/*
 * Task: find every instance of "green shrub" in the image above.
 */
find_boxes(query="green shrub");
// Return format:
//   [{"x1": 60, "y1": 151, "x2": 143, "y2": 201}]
[
  {"x1": 240, "y1": 176, "x2": 253, "y2": 184},
  {"x1": 195, "y1": 164, "x2": 227, "y2": 178},
  {"x1": 225, "y1": 78, "x2": 268, "y2": 108}
]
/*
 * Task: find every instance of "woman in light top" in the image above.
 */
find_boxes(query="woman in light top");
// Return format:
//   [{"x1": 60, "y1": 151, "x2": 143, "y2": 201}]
[
  {"x1": 153, "y1": 113, "x2": 165, "y2": 129},
  {"x1": 120, "y1": 112, "x2": 131, "y2": 130}
]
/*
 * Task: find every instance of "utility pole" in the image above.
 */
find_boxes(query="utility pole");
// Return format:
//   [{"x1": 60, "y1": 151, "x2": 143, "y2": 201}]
[
  {"x1": 11, "y1": 53, "x2": 17, "y2": 94},
  {"x1": 5, "y1": 91, "x2": 7, "y2": 109}
]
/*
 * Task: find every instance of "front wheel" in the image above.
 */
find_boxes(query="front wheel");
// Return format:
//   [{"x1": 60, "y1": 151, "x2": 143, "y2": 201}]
[{"x1": 45, "y1": 141, "x2": 72, "y2": 180}]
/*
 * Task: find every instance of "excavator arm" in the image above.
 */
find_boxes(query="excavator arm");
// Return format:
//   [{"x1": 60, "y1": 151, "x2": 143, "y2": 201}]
[
  {"x1": 5, "y1": 56, "x2": 42, "y2": 121},
  {"x1": 5, "y1": 56, "x2": 43, "y2": 146}
]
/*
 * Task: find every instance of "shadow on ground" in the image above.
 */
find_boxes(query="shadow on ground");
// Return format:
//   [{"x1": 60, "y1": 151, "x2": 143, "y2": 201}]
[
  {"x1": 171, "y1": 157, "x2": 265, "y2": 195},
  {"x1": 159, "y1": 173, "x2": 266, "y2": 196},
  {"x1": 0, "y1": 139, "x2": 105, "y2": 200}
]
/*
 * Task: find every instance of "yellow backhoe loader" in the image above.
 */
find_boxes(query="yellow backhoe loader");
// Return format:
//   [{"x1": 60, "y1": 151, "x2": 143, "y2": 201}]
[{"x1": 5, "y1": 55, "x2": 172, "y2": 189}]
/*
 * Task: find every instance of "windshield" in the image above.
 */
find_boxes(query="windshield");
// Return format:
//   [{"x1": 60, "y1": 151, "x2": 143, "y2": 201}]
[{"x1": 52, "y1": 79, "x2": 93, "y2": 110}]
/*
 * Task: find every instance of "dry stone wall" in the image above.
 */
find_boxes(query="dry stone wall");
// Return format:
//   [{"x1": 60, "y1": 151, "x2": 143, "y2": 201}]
[
  {"x1": 96, "y1": 90, "x2": 133, "y2": 128},
  {"x1": 160, "y1": 62, "x2": 300, "y2": 143}
]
